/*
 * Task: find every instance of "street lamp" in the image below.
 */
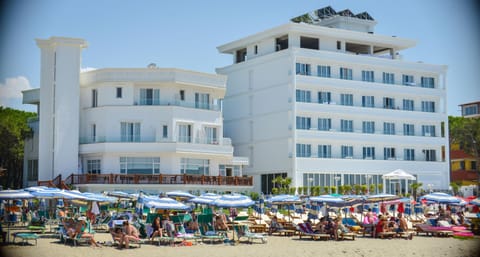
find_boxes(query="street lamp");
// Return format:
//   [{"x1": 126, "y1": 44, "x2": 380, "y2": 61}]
[
  {"x1": 334, "y1": 176, "x2": 341, "y2": 194},
  {"x1": 427, "y1": 183, "x2": 433, "y2": 193},
  {"x1": 308, "y1": 177, "x2": 314, "y2": 196},
  {"x1": 366, "y1": 175, "x2": 372, "y2": 195}
]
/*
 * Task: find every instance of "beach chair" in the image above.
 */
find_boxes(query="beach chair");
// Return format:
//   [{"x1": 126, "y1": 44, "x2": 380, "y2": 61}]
[
  {"x1": 197, "y1": 214, "x2": 225, "y2": 244},
  {"x1": 93, "y1": 215, "x2": 112, "y2": 232},
  {"x1": 174, "y1": 224, "x2": 201, "y2": 245},
  {"x1": 297, "y1": 223, "x2": 330, "y2": 240},
  {"x1": 234, "y1": 224, "x2": 267, "y2": 244}
]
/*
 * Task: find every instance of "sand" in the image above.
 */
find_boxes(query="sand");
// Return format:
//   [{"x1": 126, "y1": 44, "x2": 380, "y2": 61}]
[{"x1": 1, "y1": 229, "x2": 479, "y2": 257}]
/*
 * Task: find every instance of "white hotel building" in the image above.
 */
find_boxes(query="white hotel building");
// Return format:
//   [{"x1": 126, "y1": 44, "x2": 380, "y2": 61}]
[
  {"x1": 216, "y1": 7, "x2": 449, "y2": 194},
  {"x1": 22, "y1": 37, "x2": 251, "y2": 193}
]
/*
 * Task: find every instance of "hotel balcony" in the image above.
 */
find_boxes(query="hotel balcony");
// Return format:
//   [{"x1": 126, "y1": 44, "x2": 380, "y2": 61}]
[{"x1": 79, "y1": 136, "x2": 234, "y2": 156}]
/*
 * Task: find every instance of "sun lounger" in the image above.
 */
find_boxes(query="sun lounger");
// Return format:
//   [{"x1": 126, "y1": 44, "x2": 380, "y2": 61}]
[
  {"x1": 297, "y1": 223, "x2": 330, "y2": 240},
  {"x1": 376, "y1": 231, "x2": 396, "y2": 239},
  {"x1": 234, "y1": 224, "x2": 267, "y2": 244},
  {"x1": 13, "y1": 233, "x2": 39, "y2": 246},
  {"x1": 415, "y1": 224, "x2": 453, "y2": 237}
]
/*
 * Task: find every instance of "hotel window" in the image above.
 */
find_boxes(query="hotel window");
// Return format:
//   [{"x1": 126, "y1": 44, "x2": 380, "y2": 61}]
[
  {"x1": 472, "y1": 161, "x2": 477, "y2": 171},
  {"x1": 362, "y1": 121, "x2": 375, "y2": 134},
  {"x1": 296, "y1": 116, "x2": 311, "y2": 130},
  {"x1": 460, "y1": 161, "x2": 465, "y2": 170},
  {"x1": 422, "y1": 125, "x2": 436, "y2": 137},
  {"x1": 318, "y1": 145, "x2": 332, "y2": 158},
  {"x1": 317, "y1": 65, "x2": 331, "y2": 78},
  {"x1": 340, "y1": 93, "x2": 353, "y2": 106},
  {"x1": 318, "y1": 91, "x2": 331, "y2": 104},
  {"x1": 120, "y1": 122, "x2": 140, "y2": 142},
  {"x1": 382, "y1": 72, "x2": 395, "y2": 84},
  {"x1": 178, "y1": 124, "x2": 192, "y2": 143},
  {"x1": 362, "y1": 96, "x2": 375, "y2": 107},
  {"x1": 116, "y1": 87, "x2": 122, "y2": 98},
  {"x1": 300, "y1": 36, "x2": 319, "y2": 50},
  {"x1": 87, "y1": 159, "x2": 101, "y2": 174},
  {"x1": 180, "y1": 90, "x2": 185, "y2": 101},
  {"x1": 404, "y1": 149, "x2": 415, "y2": 161},
  {"x1": 296, "y1": 89, "x2": 311, "y2": 103},
  {"x1": 162, "y1": 125, "x2": 168, "y2": 139},
  {"x1": 363, "y1": 147, "x2": 375, "y2": 159},
  {"x1": 424, "y1": 149, "x2": 436, "y2": 161},
  {"x1": 296, "y1": 63, "x2": 311, "y2": 75},
  {"x1": 403, "y1": 124, "x2": 415, "y2": 136},
  {"x1": 195, "y1": 93, "x2": 210, "y2": 110},
  {"x1": 340, "y1": 68, "x2": 352, "y2": 80},
  {"x1": 463, "y1": 105, "x2": 478, "y2": 116},
  {"x1": 384, "y1": 147, "x2": 396, "y2": 160},
  {"x1": 318, "y1": 118, "x2": 331, "y2": 131},
  {"x1": 336, "y1": 41, "x2": 341, "y2": 50},
  {"x1": 361, "y1": 70, "x2": 374, "y2": 82},
  {"x1": 341, "y1": 119, "x2": 353, "y2": 132},
  {"x1": 27, "y1": 159, "x2": 38, "y2": 181},
  {"x1": 92, "y1": 89, "x2": 98, "y2": 107},
  {"x1": 421, "y1": 77, "x2": 435, "y2": 88},
  {"x1": 402, "y1": 75, "x2": 415, "y2": 86},
  {"x1": 181, "y1": 158, "x2": 210, "y2": 175},
  {"x1": 205, "y1": 127, "x2": 218, "y2": 144},
  {"x1": 383, "y1": 122, "x2": 395, "y2": 135},
  {"x1": 275, "y1": 35, "x2": 288, "y2": 51},
  {"x1": 402, "y1": 99, "x2": 414, "y2": 111},
  {"x1": 91, "y1": 124, "x2": 96, "y2": 142},
  {"x1": 421, "y1": 101, "x2": 435, "y2": 112},
  {"x1": 235, "y1": 48, "x2": 247, "y2": 63},
  {"x1": 254, "y1": 45, "x2": 258, "y2": 55},
  {"x1": 140, "y1": 88, "x2": 160, "y2": 105},
  {"x1": 341, "y1": 146, "x2": 353, "y2": 159},
  {"x1": 120, "y1": 157, "x2": 160, "y2": 174},
  {"x1": 296, "y1": 144, "x2": 311, "y2": 157},
  {"x1": 383, "y1": 97, "x2": 395, "y2": 109}
]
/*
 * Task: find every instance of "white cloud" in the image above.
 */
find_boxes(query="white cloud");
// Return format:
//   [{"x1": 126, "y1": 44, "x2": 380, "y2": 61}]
[
  {"x1": 81, "y1": 67, "x2": 96, "y2": 72},
  {"x1": 0, "y1": 76, "x2": 35, "y2": 111}
]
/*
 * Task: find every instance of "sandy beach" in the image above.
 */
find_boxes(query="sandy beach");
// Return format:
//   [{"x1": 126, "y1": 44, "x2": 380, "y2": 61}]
[{"x1": 1, "y1": 229, "x2": 479, "y2": 257}]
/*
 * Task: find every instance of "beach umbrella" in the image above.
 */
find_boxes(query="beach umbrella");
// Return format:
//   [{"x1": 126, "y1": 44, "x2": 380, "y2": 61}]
[
  {"x1": 189, "y1": 193, "x2": 221, "y2": 205},
  {"x1": 365, "y1": 194, "x2": 400, "y2": 203},
  {"x1": 266, "y1": 194, "x2": 302, "y2": 205},
  {"x1": 143, "y1": 197, "x2": 190, "y2": 211},
  {"x1": 309, "y1": 194, "x2": 346, "y2": 207},
  {"x1": 211, "y1": 194, "x2": 254, "y2": 208},
  {"x1": 165, "y1": 191, "x2": 196, "y2": 200},
  {"x1": 0, "y1": 189, "x2": 35, "y2": 243},
  {"x1": 471, "y1": 198, "x2": 480, "y2": 206},
  {"x1": 419, "y1": 192, "x2": 461, "y2": 204},
  {"x1": 0, "y1": 189, "x2": 35, "y2": 200}
]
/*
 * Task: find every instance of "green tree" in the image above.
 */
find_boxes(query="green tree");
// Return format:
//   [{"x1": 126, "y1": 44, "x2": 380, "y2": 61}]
[
  {"x1": 0, "y1": 107, "x2": 35, "y2": 189},
  {"x1": 354, "y1": 184, "x2": 362, "y2": 194},
  {"x1": 343, "y1": 184, "x2": 352, "y2": 194},
  {"x1": 369, "y1": 184, "x2": 375, "y2": 194},
  {"x1": 338, "y1": 185, "x2": 345, "y2": 195},
  {"x1": 411, "y1": 182, "x2": 423, "y2": 201},
  {"x1": 361, "y1": 185, "x2": 368, "y2": 195},
  {"x1": 449, "y1": 116, "x2": 480, "y2": 193},
  {"x1": 377, "y1": 183, "x2": 383, "y2": 193},
  {"x1": 271, "y1": 175, "x2": 293, "y2": 194}
]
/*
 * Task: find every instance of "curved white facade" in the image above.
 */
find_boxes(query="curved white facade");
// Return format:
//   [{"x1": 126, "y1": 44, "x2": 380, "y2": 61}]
[{"x1": 23, "y1": 37, "x2": 249, "y2": 193}]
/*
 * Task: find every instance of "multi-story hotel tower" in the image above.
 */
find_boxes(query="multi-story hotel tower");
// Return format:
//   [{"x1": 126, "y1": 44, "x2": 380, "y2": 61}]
[{"x1": 216, "y1": 6, "x2": 449, "y2": 194}]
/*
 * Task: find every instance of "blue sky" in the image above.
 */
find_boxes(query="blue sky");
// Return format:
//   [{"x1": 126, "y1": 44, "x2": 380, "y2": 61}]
[{"x1": 0, "y1": 0, "x2": 479, "y2": 116}]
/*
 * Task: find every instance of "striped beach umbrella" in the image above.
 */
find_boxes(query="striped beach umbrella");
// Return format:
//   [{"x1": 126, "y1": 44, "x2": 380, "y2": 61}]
[{"x1": 211, "y1": 194, "x2": 254, "y2": 208}]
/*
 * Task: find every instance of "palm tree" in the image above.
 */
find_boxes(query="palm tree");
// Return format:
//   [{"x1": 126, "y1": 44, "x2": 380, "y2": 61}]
[{"x1": 411, "y1": 182, "x2": 423, "y2": 201}]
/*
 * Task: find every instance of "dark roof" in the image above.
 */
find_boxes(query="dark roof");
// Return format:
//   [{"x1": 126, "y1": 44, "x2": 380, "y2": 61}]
[
  {"x1": 317, "y1": 6, "x2": 336, "y2": 19},
  {"x1": 337, "y1": 9, "x2": 355, "y2": 17},
  {"x1": 355, "y1": 11, "x2": 374, "y2": 21}
]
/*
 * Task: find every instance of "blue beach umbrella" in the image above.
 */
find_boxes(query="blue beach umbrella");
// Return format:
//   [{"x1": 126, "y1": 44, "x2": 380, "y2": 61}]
[
  {"x1": 166, "y1": 191, "x2": 196, "y2": 200},
  {"x1": 189, "y1": 193, "x2": 221, "y2": 205},
  {"x1": 419, "y1": 192, "x2": 461, "y2": 204},
  {"x1": 211, "y1": 194, "x2": 255, "y2": 208},
  {"x1": 143, "y1": 197, "x2": 190, "y2": 211}
]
